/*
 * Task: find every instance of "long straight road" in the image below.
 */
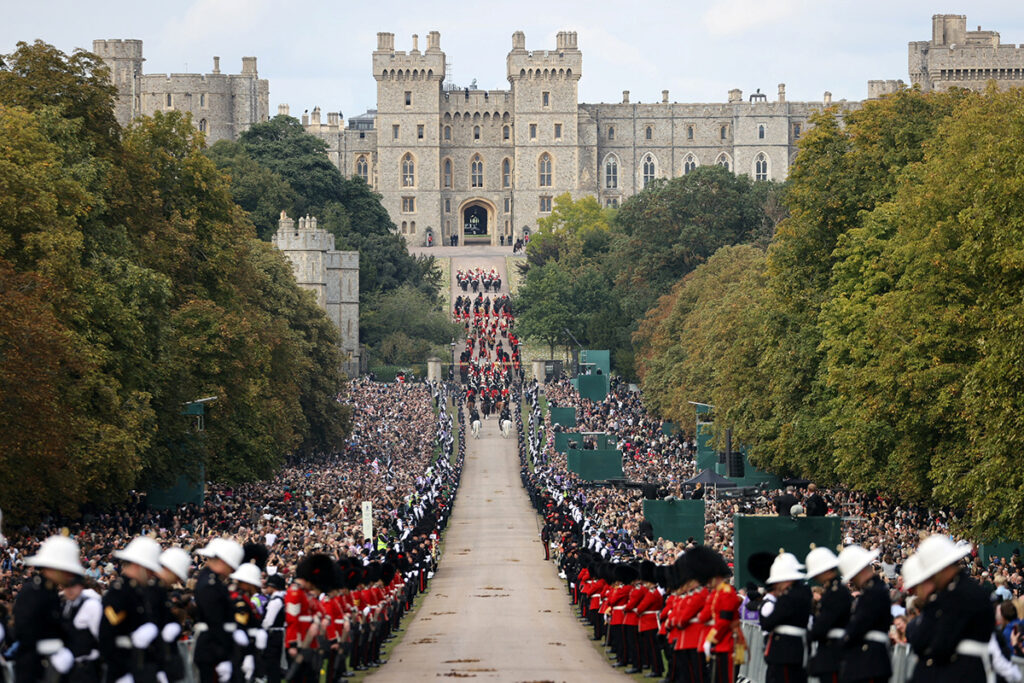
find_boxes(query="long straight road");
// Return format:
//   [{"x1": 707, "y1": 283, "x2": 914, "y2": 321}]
[
  {"x1": 369, "y1": 417, "x2": 626, "y2": 682},
  {"x1": 370, "y1": 252, "x2": 625, "y2": 681}
]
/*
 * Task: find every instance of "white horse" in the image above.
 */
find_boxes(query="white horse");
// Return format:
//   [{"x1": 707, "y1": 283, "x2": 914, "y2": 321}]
[
  {"x1": 500, "y1": 419, "x2": 512, "y2": 439},
  {"x1": 471, "y1": 419, "x2": 482, "y2": 439}
]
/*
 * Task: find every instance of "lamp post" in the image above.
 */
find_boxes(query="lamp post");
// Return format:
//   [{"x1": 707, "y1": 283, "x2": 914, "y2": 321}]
[{"x1": 450, "y1": 339, "x2": 456, "y2": 382}]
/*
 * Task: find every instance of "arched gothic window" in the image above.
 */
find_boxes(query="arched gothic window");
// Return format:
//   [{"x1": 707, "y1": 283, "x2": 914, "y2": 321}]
[
  {"x1": 645, "y1": 126, "x2": 653, "y2": 140},
  {"x1": 754, "y1": 152, "x2": 769, "y2": 181},
  {"x1": 471, "y1": 155, "x2": 484, "y2": 188},
  {"x1": 538, "y1": 153, "x2": 552, "y2": 187},
  {"x1": 198, "y1": 119, "x2": 207, "y2": 133},
  {"x1": 443, "y1": 158, "x2": 452, "y2": 188},
  {"x1": 473, "y1": 125, "x2": 481, "y2": 140},
  {"x1": 605, "y1": 156, "x2": 618, "y2": 189},
  {"x1": 356, "y1": 155, "x2": 369, "y2": 182},
  {"x1": 502, "y1": 158, "x2": 512, "y2": 188},
  {"x1": 683, "y1": 154, "x2": 697, "y2": 174},
  {"x1": 444, "y1": 125, "x2": 451, "y2": 141},
  {"x1": 715, "y1": 153, "x2": 731, "y2": 171},
  {"x1": 401, "y1": 153, "x2": 415, "y2": 187},
  {"x1": 758, "y1": 124, "x2": 766, "y2": 139},
  {"x1": 642, "y1": 154, "x2": 656, "y2": 188}
]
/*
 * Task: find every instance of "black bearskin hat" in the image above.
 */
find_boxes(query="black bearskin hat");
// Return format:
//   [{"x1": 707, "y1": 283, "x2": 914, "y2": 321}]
[
  {"x1": 242, "y1": 543, "x2": 269, "y2": 570},
  {"x1": 640, "y1": 560, "x2": 657, "y2": 584},
  {"x1": 296, "y1": 553, "x2": 337, "y2": 592},
  {"x1": 614, "y1": 563, "x2": 639, "y2": 585},
  {"x1": 380, "y1": 562, "x2": 397, "y2": 586},
  {"x1": 686, "y1": 545, "x2": 731, "y2": 583}
]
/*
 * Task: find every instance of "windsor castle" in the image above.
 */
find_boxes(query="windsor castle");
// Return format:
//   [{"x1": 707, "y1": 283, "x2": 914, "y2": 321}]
[{"x1": 94, "y1": 14, "x2": 1024, "y2": 250}]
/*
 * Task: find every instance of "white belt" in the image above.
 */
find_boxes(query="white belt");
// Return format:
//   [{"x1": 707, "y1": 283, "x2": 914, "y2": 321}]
[
  {"x1": 827, "y1": 628, "x2": 845, "y2": 639},
  {"x1": 641, "y1": 611, "x2": 660, "y2": 615},
  {"x1": 612, "y1": 606, "x2": 626, "y2": 611},
  {"x1": 36, "y1": 639, "x2": 64, "y2": 655},
  {"x1": 297, "y1": 615, "x2": 314, "y2": 622},
  {"x1": 864, "y1": 630, "x2": 889, "y2": 644},
  {"x1": 334, "y1": 619, "x2": 347, "y2": 625},
  {"x1": 955, "y1": 640, "x2": 990, "y2": 657},
  {"x1": 247, "y1": 628, "x2": 261, "y2": 636},
  {"x1": 773, "y1": 625, "x2": 807, "y2": 638},
  {"x1": 115, "y1": 636, "x2": 133, "y2": 649}
]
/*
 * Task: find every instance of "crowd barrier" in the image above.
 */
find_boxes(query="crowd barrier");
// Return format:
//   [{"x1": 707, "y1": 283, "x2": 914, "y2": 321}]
[{"x1": 736, "y1": 621, "x2": 1024, "y2": 683}]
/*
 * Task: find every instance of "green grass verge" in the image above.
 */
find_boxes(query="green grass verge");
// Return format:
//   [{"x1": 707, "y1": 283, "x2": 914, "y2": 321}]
[{"x1": 505, "y1": 255, "x2": 526, "y2": 296}]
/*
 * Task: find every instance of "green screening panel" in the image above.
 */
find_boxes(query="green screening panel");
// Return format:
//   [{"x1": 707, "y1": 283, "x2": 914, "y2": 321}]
[
  {"x1": 979, "y1": 542, "x2": 1024, "y2": 564},
  {"x1": 554, "y1": 431, "x2": 582, "y2": 454},
  {"x1": 580, "y1": 350, "x2": 611, "y2": 376},
  {"x1": 643, "y1": 499, "x2": 705, "y2": 544},
  {"x1": 567, "y1": 448, "x2": 623, "y2": 481},
  {"x1": 661, "y1": 422, "x2": 679, "y2": 436},
  {"x1": 732, "y1": 515, "x2": 842, "y2": 589},
  {"x1": 577, "y1": 374, "x2": 609, "y2": 402},
  {"x1": 696, "y1": 421, "x2": 717, "y2": 472},
  {"x1": 550, "y1": 406, "x2": 577, "y2": 428},
  {"x1": 147, "y1": 474, "x2": 205, "y2": 510}
]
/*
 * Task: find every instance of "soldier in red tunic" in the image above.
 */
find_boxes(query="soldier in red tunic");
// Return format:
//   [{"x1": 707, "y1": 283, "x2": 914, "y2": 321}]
[
  {"x1": 286, "y1": 554, "x2": 334, "y2": 683},
  {"x1": 689, "y1": 546, "x2": 743, "y2": 683}
]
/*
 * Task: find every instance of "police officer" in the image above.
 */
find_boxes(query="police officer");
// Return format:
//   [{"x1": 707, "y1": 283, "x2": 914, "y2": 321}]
[
  {"x1": 910, "y1": 535, "x2": 994, "y2": 683},
  {"x1": 61, "y1": 573, "x2": 102, "y2": 682},
  {"x1": 14, "y1": 534, "x2": 82, "y2": 682},
  {"x1": 836, "y1": 545, "x2": 891, "y2": 683},
  {"x1": 99, "y1": 536, "x2": 163, "y2": 683},
  {"x1": 193, "y1": 537, "x2": 245, "y2": 683},
  {"x1": 261, "y1": 574, "x2": 288, "y2": 683},
  {"x1": 805, "y1": 547, "x2": 851, "y2": 683},
  {"x1": 760, "y1": 553, "x2": 812, "y2": 683}
]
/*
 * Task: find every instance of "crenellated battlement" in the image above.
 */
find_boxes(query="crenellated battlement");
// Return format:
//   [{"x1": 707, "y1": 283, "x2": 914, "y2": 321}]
[{"x1": 507, "y1": 30, "x2": 582, "y2": 82}]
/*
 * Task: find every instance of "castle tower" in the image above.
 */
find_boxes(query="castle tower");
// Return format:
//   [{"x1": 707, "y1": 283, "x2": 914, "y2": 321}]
[
  {"x1": 272, "y1": 212, "x2": 361, "y2": 375},
  {"x1": 507, "y1": 31, "x2": 582, "y2": 237},
  {"x1": 374, "y1": 31, "x2": 445, "y2": 246},
  {"x1": 92, "y1": 39, "x2": 144, "y2": 126}
]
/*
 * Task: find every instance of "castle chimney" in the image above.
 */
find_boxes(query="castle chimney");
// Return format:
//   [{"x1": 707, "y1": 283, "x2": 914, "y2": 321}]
[
  {"x1": 411, "y1": 34, "x2": 419, "y2": 52},
  {"x1": 241, "y1": 56, "x2": 257, "y2": 75},
  {"x1": 212, "y1": 56, "x2": 221, "y2": 74},
  {"x1": 728, "y1": 88, "x2": 742, "y2": 103},
  {"x1": 662, "y1": 90, "x2": 669, "y2": 103},
  {"x1": 778, "y1": 83, "x2": 786, "y2": 103},
  {"x1": 311, "y1": 106, "x2": 321, "y2": 125},
  {"x1": 824, "y1": 91, "x2": 832, "y2": 105},
  {"x1": 376, "y1": 32, "x2": 395, "y2": 52},
  {"x1": 556, "y1": 31, "x2": 567, "y2": 51},
  {"x1": 327, "y1": 111, "x2": 339, "y2": 126},
  {"x1": 622, "y1": 90, "x2": 630, "y2": 104},
  {"x1": 512, "y1": 31, "x2": 526, "y2": 51},
  {"x1": 278, "y1": 103, "x2": 290, "y2": 116},
  {"x1": 427, "y1": 31, "x2": 441, "y2": 52},
  {"x1": 301, "y1": 112, "x2": 309, "y2": 126}
]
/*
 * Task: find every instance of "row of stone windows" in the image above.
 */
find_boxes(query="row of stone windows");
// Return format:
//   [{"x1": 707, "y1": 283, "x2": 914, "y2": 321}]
[
  {"x1": 401, "y1": 152, "x2": 553, "y2": 189},
  {"x1": 611, "y1": 123, "x2": 733, "y2": 141},
  {"x1": 602, "y1": 151, "x2": 768, "y2": 189}
]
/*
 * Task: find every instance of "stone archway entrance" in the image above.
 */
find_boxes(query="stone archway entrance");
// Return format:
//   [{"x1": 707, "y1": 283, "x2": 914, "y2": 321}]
[{"x1": 459, "y1": 199, "x2": 498, "y2": 246}]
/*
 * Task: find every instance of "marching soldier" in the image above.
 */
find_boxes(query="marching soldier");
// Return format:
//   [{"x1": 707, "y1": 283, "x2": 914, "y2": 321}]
[
  {"x1": 909, "y1": 535, "x2": 994, "y2": 683},
  {"x1": 690, "y1": 545, "x2": 742, "y2": 683},
  {"x1": 286, "y1": 553, "x2": 333, "y2": 682},
  {"x1": 99, "y1": 536, "x2": 163, "y2": 683},
  {"x1": 228, "y1": 561, "x2": 266, "y2": 682},
  {"x1": 14, "y1": 534, "x2": 82, "y2": 682},
  {"x1": 805, "y1": 547, "x2": 851, "y2": 683},
  {"x1": 194, "y1": 537, "x2": 245, "y2": 683},
  {"x1": 760, "y1": 553, "x2": 812, "y2": 683},
  {"x1": 261, "y1": 574, "x2": 288, "y2": 683},
  {"x1": 836, "y1": 544, "x2": 891, "y2": 683},
  {"x1": 156, "y1": 547, "x2": 192, "y2": 683}
]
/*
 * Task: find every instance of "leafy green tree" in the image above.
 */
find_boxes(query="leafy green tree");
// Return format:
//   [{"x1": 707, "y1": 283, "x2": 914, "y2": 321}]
[
  {"x1": 528, "y1": 193, "x2": 613, "y2": 267},
  {"x1": 205, "y1": 140, "x2": 297, "y2": 240},
  {"x1": 361, "y1": 284, "x2": 462, "y2": 365},
  {"x1": 515, "y1": 262, "x2": 575, "y2": 357}
]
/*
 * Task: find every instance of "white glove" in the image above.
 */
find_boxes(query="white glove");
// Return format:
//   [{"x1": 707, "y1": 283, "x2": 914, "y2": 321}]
[
  {"x1": 156, "y1": 673, "x2": 169, "y2": 683},
  {"x1": 161, "y1": 622, "x2": 181, "y2": 643},
  {"x1": 114, "y1": 676, "x2": 134, "y2": 683},
  {"x1": 50, "y1": 647, "x2": 74, "y2": 674},
  {"x1": 254, "y1": 629, "x2": 268, "y2": 650},
  {"x1": 131, "y1": 623, "x2": 159, "y2": 649},
  {"x1": 215, "y1": 661, "x2": 232, "y2": 683},
  {"x1": 703, "y1": 640, "x2": 713, "y2": 658},
  {"x1": 232, "y1": 629, "x2": 249, "y2": 647},
  {"x1": 241, "y1": 654, "x2": 255, "y2": 679}
]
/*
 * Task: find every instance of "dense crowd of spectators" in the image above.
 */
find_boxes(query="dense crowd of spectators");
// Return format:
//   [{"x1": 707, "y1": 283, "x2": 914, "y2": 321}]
[
  {"x1": 0, "y1": 379, "x2": 465, "y2": 674},
  {"x1": 521, "y1": 378, "x2": 1024, "y2": 625}
]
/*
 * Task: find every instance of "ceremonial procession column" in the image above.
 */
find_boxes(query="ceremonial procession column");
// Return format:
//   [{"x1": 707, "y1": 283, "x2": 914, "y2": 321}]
[{"x1": 372, "y1": 254, "x2": 625, "y2": 680}]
